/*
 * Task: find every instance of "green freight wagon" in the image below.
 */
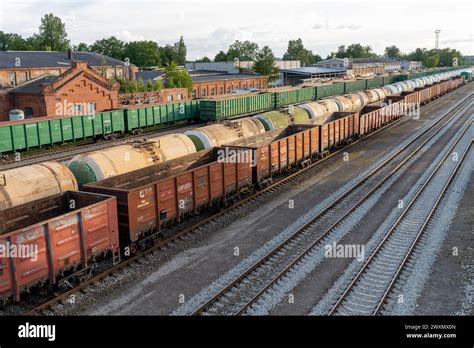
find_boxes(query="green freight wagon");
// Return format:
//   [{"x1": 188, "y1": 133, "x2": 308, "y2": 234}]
[
  {"x1": 315, "y1": 82, "x2": 345, "y2": 99},
  {"x1": 367, "y1": 77, "x2": 384, "y2": 88},
  {"x1": 344, "y1": 80, "x2": 367, "y2": 93},
  {"x1": 397, "y1": 74, "x2": 410, "y2": 81},
  {"x1": 273, "y1": 87, "x2": 315, "y2": 108},
  {"x1": 461, "y1": 71, "x2": 472, "y2": 81},
  {"x1": 383, "y1": 75, "x2": 398, "y2": 85},
  {"x1": 199, "y1": 93, "x2": 273, "y2": 121},
  {"x1": 124, "y1": 100, "x2": 199, "y2": 132},
  {"x1": 0, "y1": 111, "x2": 125, "y2": 154}
]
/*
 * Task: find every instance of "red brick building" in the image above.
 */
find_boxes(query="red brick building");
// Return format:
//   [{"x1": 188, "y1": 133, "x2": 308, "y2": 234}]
[
  {"x1": 0, "y1": 61, "x2": 119, "y2": 121},
  {"x1": 136, "y1": 70, "x2": 268, "y2": 99},
  {"x1": 0, "y1": 50, "x2": 137, "y2": 89},
  {"x1": 190, "y1": 73, "x2": 268, "y2": 98}
]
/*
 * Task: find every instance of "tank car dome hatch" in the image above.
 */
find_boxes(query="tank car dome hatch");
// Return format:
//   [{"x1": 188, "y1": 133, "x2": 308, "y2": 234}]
[
  {"x1": 149, "y1": 133, "x2": 196, "y2": 162},
  {"x1": 341, "y1": 93, "x2": 365, "y2": 112},
  {"x1": 233, "y1": 118, "x2": 266, "y2": 138},
  {"x1": 317, "y1": 99, "x2": 340, "y2": 116},
  {"x1": 0, "y1": 162, "x2": 78, "y2": 210}
]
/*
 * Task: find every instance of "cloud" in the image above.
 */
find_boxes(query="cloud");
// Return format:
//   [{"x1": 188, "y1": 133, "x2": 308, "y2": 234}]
[
  {"x1": 113, "y1": 30, "x2": 145, "y2": 42},
  {"x1": 312, "y1": 21, "x2": 362, "y2": 31},
  {"x1": 441, "y1": 36, "x2": 473, "y2": 44}
]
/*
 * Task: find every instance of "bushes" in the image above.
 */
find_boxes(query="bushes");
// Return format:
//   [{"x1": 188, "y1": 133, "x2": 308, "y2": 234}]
[{"x1": 117, "y1": 77, "x2": 163, "y2": 93}]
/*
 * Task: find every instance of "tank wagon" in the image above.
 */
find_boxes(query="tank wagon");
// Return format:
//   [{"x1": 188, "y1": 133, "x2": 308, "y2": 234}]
[
  {"x1": 68, "y1": 133, "x2": 197, "y2": 186},
  {"x1": 0, "y1": 74, "x2": 465, "y2": 302},
  {"x1": 0, "y1": 162, "x2": 78, "y2": 210},
  {"x1": 69, "y1": 117, "x2": 266, "y2": 185}
]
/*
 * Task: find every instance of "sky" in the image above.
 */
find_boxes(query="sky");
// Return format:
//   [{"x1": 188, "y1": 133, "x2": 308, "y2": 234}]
[{"x1": 0, "y1": 0, "x2": 472, "y2": 60}]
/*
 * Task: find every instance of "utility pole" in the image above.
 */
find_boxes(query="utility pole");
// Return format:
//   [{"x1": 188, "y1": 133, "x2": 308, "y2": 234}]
[{"x1": 435, "y1": 30, "x2": 441, "y2": 50}]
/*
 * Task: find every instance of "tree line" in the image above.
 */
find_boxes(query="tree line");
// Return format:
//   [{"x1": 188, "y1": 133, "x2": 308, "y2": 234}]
[{"x1": 0, "y1": 13, "x2": 468, "y2": 84}]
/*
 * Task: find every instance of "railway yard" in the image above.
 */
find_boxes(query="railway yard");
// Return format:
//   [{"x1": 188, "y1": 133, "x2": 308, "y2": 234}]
[
  {"x1": 60, "y1": 84, "x2": 474, "y2": 316},
  {"x1": 0, "y1": 71, "x2": 471, "y2": 318}
]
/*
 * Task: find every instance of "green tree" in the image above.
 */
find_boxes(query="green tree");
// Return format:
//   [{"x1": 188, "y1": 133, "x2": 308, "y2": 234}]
[
  {"x1": 282, "y1": 38, "x2": 319, "y2": 66},
  {"x1": 174, "y1": 36, "x2": 187, "y2": 65},
  {"x1": 437, "y1": 48, "x2": 464, "y2": 66},
  {"x1": 161, "y1": 44, "x2": 176, "y2": 65},
  {"x1": 405, "y1": 48, "x2": 428, "y2": 62},
  {"x1": 384, "y1": 45, "x2": 403, "y2": 58},
  {"x1": 424, "y1": 54, "x2": 440, "y2": 68},
  {"x1": 24, "y1": 34, "x2": 42, "y2": 50},
  {"x1": 74, "y1": 42, "x2": 90, "y2": 52},
  {"x1": 37, "y1": 13, "x2": 70, "y2": 51},
  {"x1": 226, "y1": 40, "x2": 259, "y2": 61},
  {"x1": 123, "y1": 40, "x2": 161, "y2": 67},
  {"x1": 0, "y1": 32, "x2": 28, "y2": 50},
  {"x1": 253, "y1": 46, "x2": 280, "y2": 82},
  {"x1": 152, "y1": 79, "x2": 163, "y2": 91},
  {"x1": 331, "y1": 43, "x2": 377, "y2": 59},
  {"x1": 195, "y1": 56, "x2": 211, "y2": 62},
  {"x1": 90, "y1": 36, "x2": 125, "y2": 59},
  {"x1": 214, "y1": 50, "x2": 228, "y2": 62},
  {"x1": 163, "y1": 62, "x2": 193, "y2": 93},
  {"x1": 345, "y1": 43, "x2": 377, "y2": 58}
]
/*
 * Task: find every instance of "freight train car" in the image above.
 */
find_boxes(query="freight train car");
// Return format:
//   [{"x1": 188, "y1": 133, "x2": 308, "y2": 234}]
[
  {"x1": 82, "y1": 147, "x2": 254, "y2": 247},
  {"x1": 199, "y1": 93, "x2": 274, "y2": 121},
  {"x1": 124, "y1": 99, "x2": 200, "y2": 133},
  {"x1": 0, "y1": 191, "x2": 119, "y2": 301},
  {"x1": 0, "y1": 110, "x2": 125, "y2": 154}
]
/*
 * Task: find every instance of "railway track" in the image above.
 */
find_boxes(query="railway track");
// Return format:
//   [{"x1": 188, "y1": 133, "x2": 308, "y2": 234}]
[
  {"x1": 0, "y1": 122, "x2": 201, "y2": 170},
  {"x1": 189, "y1": 96, "x2": 472, "y2": 316},
  {"x1": 327, "y1": 122, "x2": 472, "y2": 316},
  {"x1": 17, "y1": 90, "x2": 472, "y2": 316}
]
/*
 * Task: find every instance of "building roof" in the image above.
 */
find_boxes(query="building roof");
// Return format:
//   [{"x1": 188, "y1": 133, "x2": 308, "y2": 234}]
[
  {"x1": 0, "y1": 51, "x2": 127, "y2": 68},
  {"x1": 280, "y1": 67, "x2": 346, "y2": 75},
  {"x1": 191, "y1": 73, "x2": 262, "y2": 82},
  {"x1": 136, "y1": 70, "x2": 263, "y2": 83},
  {"x1": 135, "y1": 70, "x2": 165, "y2": 81},
  {"x1": 317, "y1": 57, "x2": 401, "y2": 64},
  {"x1": 188, "y1": 70, "x2": 230, "y2": 76},
  {"x1": 10, "y1": 74, "x2": 58, "y2": 93}
]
